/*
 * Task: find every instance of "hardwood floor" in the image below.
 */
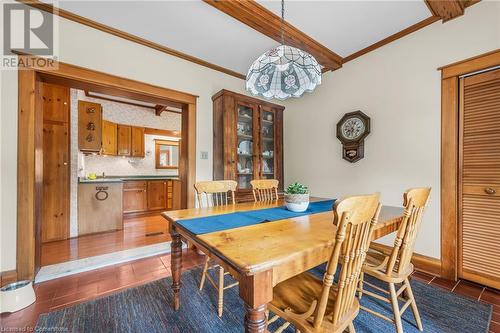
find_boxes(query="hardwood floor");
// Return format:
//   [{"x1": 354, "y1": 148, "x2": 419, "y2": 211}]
[
  {"x1": 2, "y1": 252, "x2": 498, "y2": 332},
  {"x1": 41, "y1": 215, "x2": 171, "y2": 266},
  {"x1": 1, "y1": 249, "x2": 205, "y2": 330}
]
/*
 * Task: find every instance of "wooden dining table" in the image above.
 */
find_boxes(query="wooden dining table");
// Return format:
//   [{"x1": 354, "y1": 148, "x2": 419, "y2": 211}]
[{"x1": 162, "y1": 198, "x2": 404, "y2": 333}]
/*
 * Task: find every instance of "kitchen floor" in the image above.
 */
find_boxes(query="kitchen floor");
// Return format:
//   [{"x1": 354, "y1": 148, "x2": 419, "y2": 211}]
[
  {"x1": 41, "y1": 215, "x2": 171, "y2": 266},
  {"x1": 2, "y1": 250, "x2": 499, "y2": 332}
]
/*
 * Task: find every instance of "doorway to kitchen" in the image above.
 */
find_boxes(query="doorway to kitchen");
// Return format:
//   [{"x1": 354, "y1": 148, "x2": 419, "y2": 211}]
[
  {"x1": 17, "y1": 56, "x2": 197, "y2": 282},
  {"x1": 39, "y1": 82, "x2": 183, "y2": 277}
]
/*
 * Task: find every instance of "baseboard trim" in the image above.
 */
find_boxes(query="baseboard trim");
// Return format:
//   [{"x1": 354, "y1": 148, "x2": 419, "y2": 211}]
[
  {"x1": 370, "y1": 243, "x2": 442, "y2": 276},
  {"x1": 0, "y1": 270, "x2": 18, "y2": 287}
]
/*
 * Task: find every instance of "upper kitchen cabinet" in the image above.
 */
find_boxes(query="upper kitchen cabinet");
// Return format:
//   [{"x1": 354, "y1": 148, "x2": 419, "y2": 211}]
[
  {"x1": 78, "y1": 101, "x2": 102, "y2": 152},
  {"x1": 102, "y1": 120, "x2": 117, "y2": 155},
  {"x1": 101, "y1": 121, "x2": 145, "y2": 157},
  {"x1": 131, "y1": 126, "x2": 145, "y2": 157},
  {"x1": 117, "y1": 125, "x2": 132, "y2": 156},
  {"x1": 212, "y1": 89, "x2": 284, "y2": 201}
]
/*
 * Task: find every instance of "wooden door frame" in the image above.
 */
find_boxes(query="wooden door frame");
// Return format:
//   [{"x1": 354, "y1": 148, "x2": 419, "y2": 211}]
[
  {"x1": 17, "y1": 55, "x2": 197, "y2": 280},
  {"x1": 439, "y1": 49, "x2": 500, "y2": 280}
]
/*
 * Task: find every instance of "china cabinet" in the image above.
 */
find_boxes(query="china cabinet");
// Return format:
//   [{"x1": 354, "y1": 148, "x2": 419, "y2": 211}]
[{"x1": 212, "y1": 89, "x2": 284, "y2": 201}]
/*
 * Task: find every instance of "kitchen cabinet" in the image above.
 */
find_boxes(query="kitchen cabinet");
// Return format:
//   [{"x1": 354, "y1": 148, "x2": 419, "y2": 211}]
[
  {"x1": 131, "y1": 126, "x2": 145, "y2": 157},
  {"x1": 147, "y1": 181, "x2": 167, "y2": 210},
  {"x1": 123, "y1": 179, "x2": 181, "y2": 216},
  {"x1": 102, "y1": 120, "x2": 117, "y2": 155},
  {"x1": 78, "y1": 183, "x2": 123, "y2": 235},
  {"x1": 117, "y1": 125, "x2": 132, "y2": 156},
  {"x1": 123, "y1": 181, "x2": 147, "y2": 213},
  {"x1": 212, "y1": 89, "x2": 284, "y2": 202},
  {"x1": 80, "y1": 115, "x2": 145, "y2": 157},
  {"x1": 78, "y1": 101, "x2": 102, "y2": 152}
]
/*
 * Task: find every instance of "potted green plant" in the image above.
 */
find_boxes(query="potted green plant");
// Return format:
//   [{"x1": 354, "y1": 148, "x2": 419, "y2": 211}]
[{"x1": 285, "y1": 182, "x2": 310, "y2": 212}]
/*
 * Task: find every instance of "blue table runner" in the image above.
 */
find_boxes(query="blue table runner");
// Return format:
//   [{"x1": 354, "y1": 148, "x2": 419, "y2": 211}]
[{"x1": 177, "y1": 199, "x2": 335, "y2": 235}]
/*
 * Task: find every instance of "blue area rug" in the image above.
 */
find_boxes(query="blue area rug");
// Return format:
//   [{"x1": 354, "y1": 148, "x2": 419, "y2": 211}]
[
  {"x1": 36, "y1": 266, "x2": 492, "y2": 333},
  {"x1": 178, "y1": 199, "x2": 335, "y2": 234}
]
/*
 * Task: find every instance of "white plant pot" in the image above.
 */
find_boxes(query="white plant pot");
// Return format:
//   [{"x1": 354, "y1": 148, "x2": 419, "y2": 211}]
[
  {"x1": 0, "y1": 280, "x2": 36, "y2": 313},
  {"x1": 285, "y1": 193, "x2": 310, "y2": 212}
]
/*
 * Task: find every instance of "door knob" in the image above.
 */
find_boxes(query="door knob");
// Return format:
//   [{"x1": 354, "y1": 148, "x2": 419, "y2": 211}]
[{"x1": 484, "y1": 187, "x2": 496, "y2": 195}]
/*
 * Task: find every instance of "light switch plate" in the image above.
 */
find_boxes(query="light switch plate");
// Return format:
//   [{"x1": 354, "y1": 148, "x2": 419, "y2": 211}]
[{"x1": 200, "y1": 151, "x2": 208, "y2": 160}]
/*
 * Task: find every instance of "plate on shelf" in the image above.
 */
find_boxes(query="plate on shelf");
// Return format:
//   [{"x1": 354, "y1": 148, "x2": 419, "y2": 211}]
[{"x1": 238, "y1": 140, "x2": 252, "y2": 155}]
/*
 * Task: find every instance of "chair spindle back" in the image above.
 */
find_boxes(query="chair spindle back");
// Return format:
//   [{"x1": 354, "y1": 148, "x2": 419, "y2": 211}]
[
  {"x1": 194, "y1": 180, "x2": 237, "y2": 208},
  {"x1": 250, "y1": 179, "x2": 279, "y2": 202},
  {"x1": 385, "y1": 187, "x2": 431, "y2": 275},
  {"x1": 314, "y1": 193, "x2": 381, "y2": 329}
]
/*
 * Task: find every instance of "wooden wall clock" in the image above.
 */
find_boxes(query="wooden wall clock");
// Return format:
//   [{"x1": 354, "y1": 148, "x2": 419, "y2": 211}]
[{"x1": 336, "y1": 111, "x2": 371, "y2": 163}]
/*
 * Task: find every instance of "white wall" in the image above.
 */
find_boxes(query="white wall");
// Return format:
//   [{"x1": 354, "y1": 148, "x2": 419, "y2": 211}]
[
  {"x1": 0, "y1": 7, "x2": 250, "y2": 272},
  {"x1": 283, "y1": 1, "x2": 500, "y2": 259},
  {"x1": 1, "y1": 70, "x2": 18, "y2": 272}
]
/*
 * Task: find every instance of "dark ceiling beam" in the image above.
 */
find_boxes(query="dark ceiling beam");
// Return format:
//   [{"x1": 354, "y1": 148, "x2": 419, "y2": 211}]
[
  {"x1": 155, "y1": 105, "x2": 167, "y2": 116},
  {"x1": 424, "y1": 0, "x2": 480, "y2": 22},
  {"x1": 203, "y1": 0, "x2": 343, "y2": 71}
]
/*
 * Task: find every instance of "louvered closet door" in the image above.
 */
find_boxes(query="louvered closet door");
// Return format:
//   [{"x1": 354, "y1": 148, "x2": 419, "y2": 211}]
[{"x1": 459, "y1": 68, "x2": 500, "y2": 289}]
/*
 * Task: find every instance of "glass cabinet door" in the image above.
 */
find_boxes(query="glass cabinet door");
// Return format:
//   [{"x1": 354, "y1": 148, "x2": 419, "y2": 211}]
[
  {"x1": 260, "y1": 107, "x2": 275, "y2": 180},
  {"x1": 236, "y1": 104, "x2": 256, "y2": 189}
]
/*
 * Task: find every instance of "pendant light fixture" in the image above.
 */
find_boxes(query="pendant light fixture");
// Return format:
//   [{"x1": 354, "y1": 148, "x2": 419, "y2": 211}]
[{"x1": 246, "y1": 0, "x2": 321, "y2": 100}]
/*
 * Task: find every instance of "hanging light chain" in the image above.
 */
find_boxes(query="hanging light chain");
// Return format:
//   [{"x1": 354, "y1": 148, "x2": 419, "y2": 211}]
[{"x1": 280, "y1": 0, "x2": 285, "y2": 46}]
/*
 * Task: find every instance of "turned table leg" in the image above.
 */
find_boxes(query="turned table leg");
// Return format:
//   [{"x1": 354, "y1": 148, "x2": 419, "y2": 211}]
[
  {"x1": 171, "y1": 231, "x2": 183, "y2": 310},
  {"x1": 239, "y1": 270, "x2": 273, "y2": 333},
  {"x1": 244, "y1": 304, "x2": 267, "y2": 333}
]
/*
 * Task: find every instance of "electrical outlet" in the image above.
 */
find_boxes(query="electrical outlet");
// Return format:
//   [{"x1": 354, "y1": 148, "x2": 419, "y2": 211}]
[{"x1": 200, "y1": 151, "x2": 209, "y2": 160}]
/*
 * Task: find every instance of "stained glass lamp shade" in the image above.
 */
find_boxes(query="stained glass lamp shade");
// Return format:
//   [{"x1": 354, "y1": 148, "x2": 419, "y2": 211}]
[{"x1": 246, "y1": 45, "x2": 322, "y2": 100}]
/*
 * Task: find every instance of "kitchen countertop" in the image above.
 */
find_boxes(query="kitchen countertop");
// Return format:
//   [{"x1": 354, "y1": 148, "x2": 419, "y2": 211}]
[{"x1": 79, "y1": 175, "x2": 180, "y2": 183}]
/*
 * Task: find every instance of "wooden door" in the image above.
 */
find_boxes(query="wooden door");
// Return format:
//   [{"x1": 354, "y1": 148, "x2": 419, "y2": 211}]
[
  {"x1": 131, "y1": 126, "x2": 145, "y2": 157},
  {"x1": 459, "y1": 68, "x2": 500, "y2": 289},
  {"x1": 123, "y1": 181, "x2": 147, "y2": 213},
  {"x1": 41, "y1": 83, "x2": 70, "y2": 243},
  {"x1": 147, "y1": 180, "x2": 167, "y2": 210},
  {"x1": 117, "y1": 125, "x2": 132, "y2": 156},
  {"x1": 102, "y1": 120, "x2": 117, "y2": 155},
  {"x1": 78, "y1": 101, "x2": 102, "y2": 152}
]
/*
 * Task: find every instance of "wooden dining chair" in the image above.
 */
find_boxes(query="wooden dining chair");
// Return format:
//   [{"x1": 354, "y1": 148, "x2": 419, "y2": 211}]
[
  {"x1": 267, "y1": 193, "x2": 381, "y2": 333},
  {"x1": 195, "y1": 180, "x2": 237, "y2": 208},
  {"x1": 357, "y1": 187, "x2": 431, "y2": 333},
  {"x1": 193, "y1": 180, "x2": 238, "y2": 317},
  {"x1": 250, "y1": 179, "x2": 279, "y2": 202}
]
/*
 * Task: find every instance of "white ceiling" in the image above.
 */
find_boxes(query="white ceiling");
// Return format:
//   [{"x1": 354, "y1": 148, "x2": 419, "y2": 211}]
[
  {"x1": 47, "y1": 0, "x2": 432, "y2": 75},
  {"x1": 257, "y1": 1, "x2": 431, "y2": 57}
]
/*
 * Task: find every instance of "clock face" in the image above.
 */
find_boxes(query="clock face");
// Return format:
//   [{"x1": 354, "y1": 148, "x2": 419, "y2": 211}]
[{"x1": 341, "y1": 117, "x2": 365, "y2": 140}]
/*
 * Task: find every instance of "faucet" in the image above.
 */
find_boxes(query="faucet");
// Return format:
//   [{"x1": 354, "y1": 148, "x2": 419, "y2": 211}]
[{"x1": 102, "y1": 172, "x2": 105, "y2": 178}]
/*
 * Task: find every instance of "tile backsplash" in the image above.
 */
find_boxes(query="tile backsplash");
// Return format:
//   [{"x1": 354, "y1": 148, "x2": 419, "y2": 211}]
[{"x1": 82, "y1": 134, "x2": 179, "y2": 176}]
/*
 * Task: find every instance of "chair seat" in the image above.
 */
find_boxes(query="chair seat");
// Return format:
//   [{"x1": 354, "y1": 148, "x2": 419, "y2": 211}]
[
  {"x1": 362, "y1": 249, "x2": 414, "y2": 283},
  {"x1": 269, "y1": 272, "x2": 359, "y2": 332}
]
